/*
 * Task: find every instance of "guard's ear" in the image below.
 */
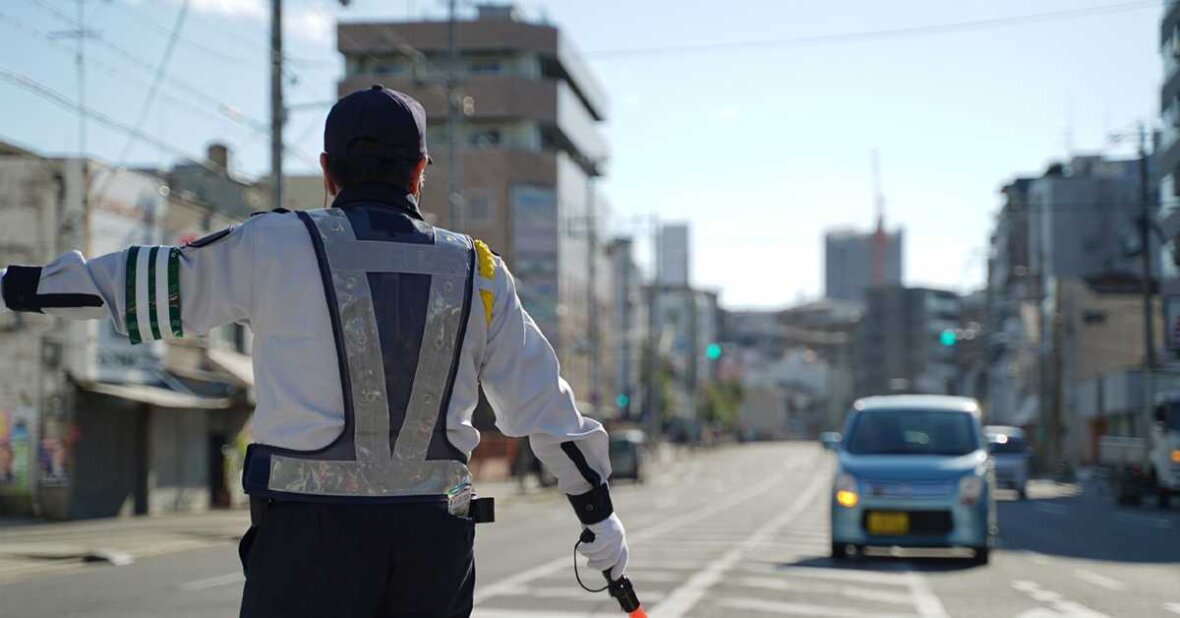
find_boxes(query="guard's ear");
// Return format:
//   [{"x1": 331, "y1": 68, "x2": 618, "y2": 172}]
[
  {"x1": 320, "y1": 153, "x2": 339, "y2": 198},
  {"x1": 409, "y1": 156, "x2": 428, "y2": 196}
]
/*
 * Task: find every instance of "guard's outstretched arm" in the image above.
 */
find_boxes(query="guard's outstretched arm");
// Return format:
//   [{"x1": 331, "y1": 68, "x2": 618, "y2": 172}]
[
  {"x1": 0, "y1": 223, "x2": 256, "y2": 341},
  {"x1": 477, "y1": 249, "x2": 629, "y2": 579}
]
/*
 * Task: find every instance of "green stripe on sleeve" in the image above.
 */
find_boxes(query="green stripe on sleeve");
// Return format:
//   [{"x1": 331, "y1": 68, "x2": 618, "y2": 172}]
[
  {"x1": 167, "y1": 247, "x2": 183, "y2": 338},
  {"x1": 146, "y1": 246, "x2": 162, "y2": 340},
  {"x1": 125, "y1": 246, "x2": 141, "y2": 345}
]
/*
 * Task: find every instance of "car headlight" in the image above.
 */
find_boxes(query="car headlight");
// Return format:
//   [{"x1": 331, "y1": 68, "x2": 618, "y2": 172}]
[
  {"x1": 834, "y1": 473, "x2": 859, "y2": 508},
  {"x1": 959, "y1": 475, "x2": 984, "y2": 506}
]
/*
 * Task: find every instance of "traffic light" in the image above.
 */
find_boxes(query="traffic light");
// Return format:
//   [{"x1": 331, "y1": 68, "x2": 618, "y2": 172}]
[
  {"x1": 705, "y1": 343, "x2": 722, "y2": 360},
  {"x1": 615, "y1": 393, "x2": 630, "y2": 409},
  {"x1": 939, "y1": 329, "x2": 957, "y2": 347}
]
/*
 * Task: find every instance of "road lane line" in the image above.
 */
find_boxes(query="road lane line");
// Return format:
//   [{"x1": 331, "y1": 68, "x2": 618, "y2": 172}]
[
  {"x1": 179, "y1": 572, "x2": 243, "y2": 591},
  {"x1": 1164, "y1": 602, "x2": 1180, "y2": 615},
  {"x1": 472, "y1": 610, "x2": 598, "y2": 618},
  {"x1": 1113, "y1": 512, "x2": 1172, "y2": 529},
  {"x1": 718, "y1": 597, "x2": 920, "y2": 618},
  {"x1": 733, "y1": 575, "x2": 911, "y2": 604},
  {"x1": 473, "y1": 462, "x2": 803, "y2": 605},
  {"x1": 648, "y1": 472, "x2": 826, "y2": 618},
  {"x1": 906, "y1": 571, "x2": 950, "y2": 618},
  {"x1": 1072, "y1": 569, "x2": 1125, "y2": 591},
  {"x1": 525, "y1": 585, "x2": 668, "y2": 603},
  {"x1": 768, "y1": 565, "x2": 913, "y2": 585},
  {"x1": 1010, "y1": 579, "x2": 1110, "y2": 618},
  {"x1": 1033, "y1": 503, "x2": 1067, "y2": 516}
]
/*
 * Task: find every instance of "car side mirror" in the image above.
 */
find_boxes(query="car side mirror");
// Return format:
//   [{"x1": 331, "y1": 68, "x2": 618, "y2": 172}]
[{"x1": 821, "y1": 433, "x2": 842, "y2": 451}]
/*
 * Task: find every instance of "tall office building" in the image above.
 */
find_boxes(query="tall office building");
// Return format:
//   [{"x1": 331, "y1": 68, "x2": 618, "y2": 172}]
[
  {"x1": 855, "y1": 286, "x2": 961, "y2": 398},
  {"x1": 337, "y1": 5, "x2": 609, "y2": 398},
  {"x1": 824, "y1": 228, "x2": 903, "y2": 304},
  {"x1": 657, "y1": 223, "x2": 690, "y2": 286}
]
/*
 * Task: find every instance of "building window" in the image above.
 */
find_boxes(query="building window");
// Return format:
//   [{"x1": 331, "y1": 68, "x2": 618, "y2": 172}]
[
  {"x1": 464, "y1": 191, "x2": 494, "y2": 222},
  {"x1": 469, "y1": 58, "x2": 503, "y2": 75},
  {"x1": 470, "y1": 129, "x2": 502, "y2": 149}
]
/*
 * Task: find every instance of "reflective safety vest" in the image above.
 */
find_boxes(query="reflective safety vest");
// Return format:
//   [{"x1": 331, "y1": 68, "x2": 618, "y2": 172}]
[{"x1": 243, "y1": 207, "x2": 475, "y2": 506}]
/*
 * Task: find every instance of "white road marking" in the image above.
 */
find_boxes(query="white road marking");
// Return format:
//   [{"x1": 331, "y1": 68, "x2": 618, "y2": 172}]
[
  {"x1": 1033, "y1": 503, "x2": 1068, "y2": 516},
  {"x1": 718, "y1": 597, "x2": 920, "y2": 618},
  {"x1": 733, "y1": 575, "x2": 912, "y2": 604},
  {"x1": 178, "y1": 572, "x2": 243, "y2": 591},
  {"x1": 648, "y1": 472, "x2": 826, "y2": 618},
  {"x1": 1011, "y1": 579, "x2": 1110, "y2": 618},
  {"x1": 1114, "y1": 512, "x2": 1173, "y2": 530},
  {"x1": 619, "y1": 569, "x2": 685, "y2": 582},
  {"x1": 906, "y1": 571, "x2": 950, "y2": 618},
  {"x1": 525, "y1": 586, "x2": 668, "y2": 603},
  {"x1": 1165, "y1": 602, "x2": 1180, "y2": 615},
  {"x1": 473, "y1": 464, "x2": 800, "y2": 605},
  {"x1": 769, "y1": 565, "x2": 913, "y2": 585},
  {"x1": 472, "y1": 610, "x2": 603, "y2": 618},
  {"x1": 1072, "y1": 569, "x2": 1125, "y2": 591}
]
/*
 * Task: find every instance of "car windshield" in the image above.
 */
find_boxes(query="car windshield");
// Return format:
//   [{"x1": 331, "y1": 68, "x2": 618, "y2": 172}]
[
  {"x1": 988, "y1": 436, "x2": 1026, "y2": 454},
  {"x1": 845, "y1": 409, "x2": 980, "y2": 456}
]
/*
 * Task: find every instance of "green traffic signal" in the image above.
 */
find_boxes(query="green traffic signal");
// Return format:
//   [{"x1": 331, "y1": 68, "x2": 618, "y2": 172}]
[
  {"x1": 705, "y1": 343, "x2": 722, "y2": 360},
  {"x1": 615, "y1": 393, "x2": 630, "y2": 408},
  {"x1": 939, "y1": 329, "x2": 957, "y2": 347}
]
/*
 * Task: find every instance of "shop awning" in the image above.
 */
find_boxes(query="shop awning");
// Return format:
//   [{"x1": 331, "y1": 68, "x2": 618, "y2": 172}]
[
  {"x1": 78, "y1": 380, "x2": 231, "y2": 410},
  {"x1": 207, "y1": 348, "x2": 255, "y2": 388}
]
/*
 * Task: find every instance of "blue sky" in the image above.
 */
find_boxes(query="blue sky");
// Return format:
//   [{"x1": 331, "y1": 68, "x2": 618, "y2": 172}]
[{"x1": 0, "y1": 0, "x2": 1162, "y2": 307}]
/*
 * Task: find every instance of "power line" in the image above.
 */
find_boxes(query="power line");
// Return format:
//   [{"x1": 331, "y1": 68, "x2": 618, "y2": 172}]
[
  {"x1": 584, "y1": 1, "x2": 1156, "y2": 60},
  {"x1": 104, "y1": 0, "x2": 258, "y2": 68},
  {"x1": 113, "y1": 0, "x2": 191, "y2": 167},
  {"x1": 0, "y1": 67, "x2": 218, "y2": 174},
  {"x1": 0, "y1": 9, "x2": 316, "y2": 167}
]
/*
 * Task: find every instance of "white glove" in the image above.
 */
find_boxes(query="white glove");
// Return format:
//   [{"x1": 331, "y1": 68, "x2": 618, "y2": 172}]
[
  {"x1": 577, "y1": 513, "x2": 629, "y2": 581},
  {"x1": 0, "y1": 268, "x2": 7, "y2": 313}
]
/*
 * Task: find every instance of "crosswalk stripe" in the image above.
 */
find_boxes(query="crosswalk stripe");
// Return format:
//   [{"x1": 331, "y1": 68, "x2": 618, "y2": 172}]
[
  {"x1": 762, "y1": 566, "x2": 912, "y2": 586},
  {"x1": 718, "y1": 597, "x2": 920, "y2": 618}
]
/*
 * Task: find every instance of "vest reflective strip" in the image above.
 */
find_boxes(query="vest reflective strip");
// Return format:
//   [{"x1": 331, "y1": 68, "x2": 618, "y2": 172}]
[{"x1": 267, "y1": 209, "x2": 471, "y2": 497}]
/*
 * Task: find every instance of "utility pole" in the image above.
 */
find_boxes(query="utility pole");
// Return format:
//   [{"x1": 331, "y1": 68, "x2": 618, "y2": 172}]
[
  {"x1": 270, "y1": 0, "x2": 284, "y2": 211},
  {"x1": 646, "y1": 216, "x2": 662, "y2": 441},
  {"x1": 587, "y1": 177, "x2": 600, "y2": 416},
  {"x1": 75, "y1": 0, "x2": 86, "y2": 159},
  {"x1": 446, "y1": 0, "x2": 462, "y2": 230},
  {"x1": 1138, "y1": 122, "x2": 1156, "y2": 435}
]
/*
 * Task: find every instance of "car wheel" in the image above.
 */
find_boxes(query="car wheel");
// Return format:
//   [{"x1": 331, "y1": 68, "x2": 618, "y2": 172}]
[
  {"x1": 971, "y1": 547, "x2": 990, "y2": 565},
  {"x1": 1018, "y1": 486, "x2": 1028, "y2": 500},
  {"x1": 831, "y1": 542, "x2": 849, "y2": 560},
  {"x1": 1159, "y1": 489, "x2": 1171, "y2": 510}
]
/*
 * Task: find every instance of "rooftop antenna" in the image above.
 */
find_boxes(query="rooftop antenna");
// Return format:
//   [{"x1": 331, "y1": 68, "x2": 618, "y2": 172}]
[{"x1": 871, "y1": 150, "x2": 887, "y2": 287}]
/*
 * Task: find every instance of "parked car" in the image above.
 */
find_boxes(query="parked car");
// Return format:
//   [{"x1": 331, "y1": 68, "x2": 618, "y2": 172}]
[
  {"x1": 609, "y1": 429, "x2": 647, "y2": 482},
  {"x1": 830, "y1": 395, "x2": 996, "y2": 565},
  {"x1": 985, "y1": 425, "x2": 1030, "y2": 499}
]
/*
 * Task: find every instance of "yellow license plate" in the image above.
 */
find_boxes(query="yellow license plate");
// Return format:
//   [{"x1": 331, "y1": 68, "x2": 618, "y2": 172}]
[{"x1": 867, "y1": 511, "x2": 909, "y2": 535}]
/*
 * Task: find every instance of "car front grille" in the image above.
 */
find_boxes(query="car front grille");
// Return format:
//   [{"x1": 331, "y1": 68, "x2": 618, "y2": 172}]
[{"x1": 862, "y1": 479, "x2": 955, "y2": 500}]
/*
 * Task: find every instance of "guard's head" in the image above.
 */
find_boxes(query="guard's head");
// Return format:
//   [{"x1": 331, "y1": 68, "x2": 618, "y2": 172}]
[{"x1": 320, "y1": 84, "x2": 432, "y2": 200}]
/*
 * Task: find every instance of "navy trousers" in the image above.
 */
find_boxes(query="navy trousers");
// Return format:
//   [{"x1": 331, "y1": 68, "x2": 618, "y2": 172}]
[{"x1": 239, "y1": 500, "x2": 475, "y2": 618}]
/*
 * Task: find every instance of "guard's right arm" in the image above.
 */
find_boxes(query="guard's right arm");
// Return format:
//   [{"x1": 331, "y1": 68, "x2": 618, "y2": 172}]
[{"x1": 0, "y1": 222, "x2": 256, "y2": 341}]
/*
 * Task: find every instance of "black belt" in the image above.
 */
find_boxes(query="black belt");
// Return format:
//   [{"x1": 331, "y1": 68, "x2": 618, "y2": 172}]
[{"x1": 248, "y1": 496, "x2": 495, "y2": 527}]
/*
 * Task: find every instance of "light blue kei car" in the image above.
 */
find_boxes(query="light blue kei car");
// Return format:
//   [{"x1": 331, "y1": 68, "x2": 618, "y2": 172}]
[{"x1": 828, "y1": 395, "x2": 997, "y2": 565}]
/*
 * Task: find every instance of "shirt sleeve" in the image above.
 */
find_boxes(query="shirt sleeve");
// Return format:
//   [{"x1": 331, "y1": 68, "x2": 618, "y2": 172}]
[
  {"x1": 0, "y1": 223, "x2": 256, "y2": 342},
  {"x1": 477, "y1": 254, "x2": 613, "y2": 502}
]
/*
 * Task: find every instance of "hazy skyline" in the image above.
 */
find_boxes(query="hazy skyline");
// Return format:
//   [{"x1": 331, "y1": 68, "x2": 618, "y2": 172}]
[{"x1": 0, "y1": 0, "x2": 1161, "y2": 307}]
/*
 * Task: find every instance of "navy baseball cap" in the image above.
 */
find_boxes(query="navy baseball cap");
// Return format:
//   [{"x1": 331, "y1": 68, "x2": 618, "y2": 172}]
[{"x1": 324, "y1": 84, "x2": 431, "y2": 162}]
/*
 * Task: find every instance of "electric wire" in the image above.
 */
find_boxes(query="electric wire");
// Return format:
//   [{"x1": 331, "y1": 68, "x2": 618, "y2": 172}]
[
  {"x1": 584, "y1": 1, "x2": 1157, "y2": 60},
  {"x1": 0, "y1": 67, "x2": 219, "y2": 174}
]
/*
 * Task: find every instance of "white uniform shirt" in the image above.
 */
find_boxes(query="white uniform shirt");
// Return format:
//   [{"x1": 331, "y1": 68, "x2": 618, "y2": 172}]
[{"x1": 0, "y1": 208, "x2": 610, "y2": 497}]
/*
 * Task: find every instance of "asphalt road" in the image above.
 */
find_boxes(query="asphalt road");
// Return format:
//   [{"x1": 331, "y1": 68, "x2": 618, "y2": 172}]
[{"x1": 2, "y1": 442, "x2": 1179, "y2": 617}]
